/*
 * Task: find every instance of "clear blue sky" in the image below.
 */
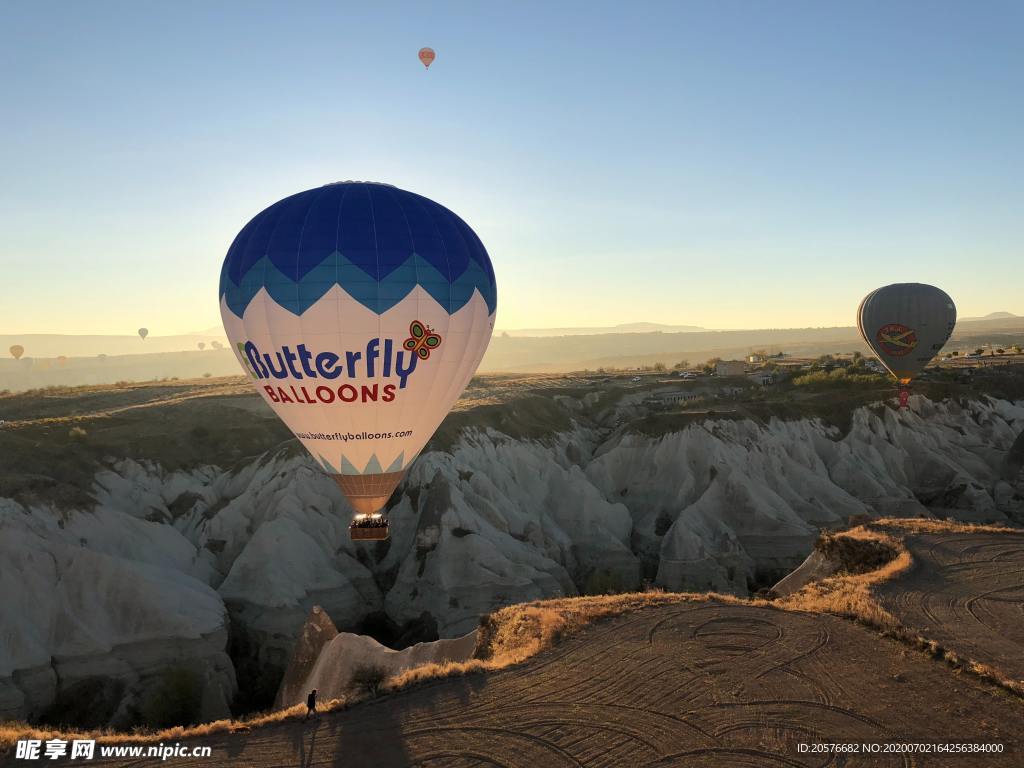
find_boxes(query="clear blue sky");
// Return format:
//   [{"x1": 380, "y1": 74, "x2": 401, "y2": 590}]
[{"x1": 1, "y1": 0, "x2": 1021, "y2": 335}]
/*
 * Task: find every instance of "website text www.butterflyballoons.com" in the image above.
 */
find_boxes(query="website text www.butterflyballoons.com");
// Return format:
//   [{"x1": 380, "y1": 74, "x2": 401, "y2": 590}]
[
  {"x1": 293, "y1": 430, "x2": 414, "y2": 441},
  {"x1": 14, "y1": 738, "x2": 213, "y2": 761}
]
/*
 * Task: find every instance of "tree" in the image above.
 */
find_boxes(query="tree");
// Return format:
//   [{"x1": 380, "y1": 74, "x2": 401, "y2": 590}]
[
  {"x1": 812, "y1": 354, "x2": 836, "y2": 371},
  {"x1": 653, "y1": 362, "x2": 666, "y2": 372},
  {"x1": 673, "y1": 359, "x2": 691, "y2": 370}
]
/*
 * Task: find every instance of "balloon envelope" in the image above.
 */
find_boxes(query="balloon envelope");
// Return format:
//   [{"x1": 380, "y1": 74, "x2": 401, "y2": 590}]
[
  {"x1": 9, "y1": 345, "x2": 24, "y2": 360},
  {"x1": 418, "y1": 47, "x2": 436, "y2": 68},
  {"x1": 857, "y1": 283, "x2": 956, "y2": 383},
  {"x1": 198, "y1": 342, "x2": 206, "y2": 350},
  {"x1": 138, "y1": 328, "x2": 149, "y2": 339},
  {"x1": 219, "y1": 182, "x2": 496, "y2": 515},
  {"x1": 211, "y1": 340, "x2": 222, "y2": 350}
]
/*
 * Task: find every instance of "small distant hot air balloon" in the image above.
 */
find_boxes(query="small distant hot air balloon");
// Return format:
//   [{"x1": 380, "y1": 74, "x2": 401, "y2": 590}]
[
  {"x1": 418, "y1": 47, "x2": 436, "y2": 69},
  {"x1": 857, "y1": 283, "x2": 956, "y2": 407},
  {"x1": 9, "y1": 345, "x2": 24, "y2": 360},
  {"x1": 198, "y1": 342, "x2": 206, "y2": 351},
  {"x1": 97, "y1": 354, "x2": 108, "y2": 362},
  {"x1": 219, "y1": 182, "x2": 496, "y2": 542},
  {"x1": 56, "y1": 356, "x2": 67, "y2": 367},
  {"x1": 138, "y1": 328, "x2": 149, "y2": 340}
]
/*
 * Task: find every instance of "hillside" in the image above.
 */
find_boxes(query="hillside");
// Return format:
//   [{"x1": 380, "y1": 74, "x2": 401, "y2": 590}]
[
  {"x1": 0, "y1": 368, "x2": 1022, "y2": 738},
  {"x1": 4, "y1": 315, "x2": 1023, "y2": 390},
  {"x1": 30, "y1": 525, "x2": 1023, "y2": 767}
]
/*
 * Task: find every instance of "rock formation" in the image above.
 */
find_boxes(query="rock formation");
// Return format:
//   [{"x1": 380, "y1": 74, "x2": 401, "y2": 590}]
[{"x1": 1, "y1": 394, "x2": 1021, "y2": 725}]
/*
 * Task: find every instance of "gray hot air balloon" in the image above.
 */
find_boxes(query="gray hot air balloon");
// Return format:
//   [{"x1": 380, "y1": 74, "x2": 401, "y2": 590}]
[
  {"x1": 138, "y1": 327, "x2": 149, "y2": 340},
  {"x1": 857, "y1": 283, "x2": 956, "y2": 388}
]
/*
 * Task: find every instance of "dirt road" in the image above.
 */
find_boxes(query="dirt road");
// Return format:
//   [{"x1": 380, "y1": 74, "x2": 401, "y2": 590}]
[{"x1": 82, "y1": 601, "x2": 1020, "y2": 768}]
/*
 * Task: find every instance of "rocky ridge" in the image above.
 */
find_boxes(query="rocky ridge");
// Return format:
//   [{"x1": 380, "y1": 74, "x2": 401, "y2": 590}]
[{"x1": 1, "y1": 393, "x2": 1022, "y2": 725}]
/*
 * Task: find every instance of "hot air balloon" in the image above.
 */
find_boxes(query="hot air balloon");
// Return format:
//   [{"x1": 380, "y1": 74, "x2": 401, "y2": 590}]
[
  {"x1": 418, "y1": 47, "x2": 436, "y2": 69},
  {"x1": 138, "y1": 328, "x2": 149, "y2": 340},
  {"x1": 198, "y1": 342, "x2": 206, "y2": 350},
  {"x1": 211, "y1": 340, "x2": 223, "y2": 350},
  {"x1": 220, "y1": 182, "x2": 496, "y2": 541},
  {"x1": 857, "y1": 283, "x2": 956, "y2": 407},
  {"x1": 97, "y1": 354, "x2": 108, "y2": 362},
  {"x1": 9, "y1": 345, "x2": 24, "y2": 360}
]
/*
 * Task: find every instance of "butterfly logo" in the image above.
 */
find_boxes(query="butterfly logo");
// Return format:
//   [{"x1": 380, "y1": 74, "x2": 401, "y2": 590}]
[{"x1": 404, "y1": 320, "x2": 443, "y2": 360}]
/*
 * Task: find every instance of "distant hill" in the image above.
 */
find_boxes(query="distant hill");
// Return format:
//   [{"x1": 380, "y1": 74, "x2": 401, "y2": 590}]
[
  {"x1": 498, "y1": 322, "x2": 705, "y2": 337},
  {"x1": 0, "y1": 332, "x2": 229, "y2": 359},
  {"x1": 4, "y1": 314, "x2": 1023, "y2": 386},
  {"x1": 960, "y1": 312, "x2": 1019, "y2": 321}
]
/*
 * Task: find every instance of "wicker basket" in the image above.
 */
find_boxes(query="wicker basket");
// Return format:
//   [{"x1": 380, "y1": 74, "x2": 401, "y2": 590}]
[{"x1": 350, "y1": 525, "x2": 390, "y2": 542}]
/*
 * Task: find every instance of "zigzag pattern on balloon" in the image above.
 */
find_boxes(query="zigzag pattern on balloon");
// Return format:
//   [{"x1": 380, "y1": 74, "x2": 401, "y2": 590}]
[
  {"x1": 317, "y1": 451, "x2": 408, "y2": 476},
  {"x1": 220, "y1": 251, "x2": 496, "y2": 318}
]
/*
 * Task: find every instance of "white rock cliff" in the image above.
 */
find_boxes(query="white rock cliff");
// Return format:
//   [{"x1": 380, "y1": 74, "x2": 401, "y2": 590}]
[{"x1": 1, "y1": 395, "x2": 1021, "y2": 724}]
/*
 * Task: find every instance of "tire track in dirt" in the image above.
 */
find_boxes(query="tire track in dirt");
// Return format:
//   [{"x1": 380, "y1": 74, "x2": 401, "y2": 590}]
[
  {"x1": 75, "y1": 601, "x2": 1022, "y2": 768},
  {"x1": 876, "y1": 530, "x2": 1024, "y2": 683}
]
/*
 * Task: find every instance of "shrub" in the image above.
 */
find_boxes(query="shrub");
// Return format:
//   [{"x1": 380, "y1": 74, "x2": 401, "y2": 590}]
[
  {"x1": 349, "y1": 664, "x2": 390, "y2": 697},
  {"x1": 68, "y1": 426, "x2": 87, "y2": 440},
  {"x1": 792, "y1": 368, "x2": 885, "y2": 390}
]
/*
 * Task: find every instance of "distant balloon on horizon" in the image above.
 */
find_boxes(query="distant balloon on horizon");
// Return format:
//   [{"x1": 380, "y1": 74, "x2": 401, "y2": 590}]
[
  {"x1": 9, "y1": 345, "x2": 24, "y2": 360},
  {"x1": 857, "y1": 283, "x2": 957, "y2": 385},
  {"x1": 198, "y1": 342, "x2": 206, "y2": 350},
  {"x1": 211, "y1": 340, "x2": 223, "y2": 350},
  {"x1": 138, "y1": 327, "x2": 149, "y2": 340},
  {"x1": 418, "y1": 47, "x2": 436, "y2": 69}
]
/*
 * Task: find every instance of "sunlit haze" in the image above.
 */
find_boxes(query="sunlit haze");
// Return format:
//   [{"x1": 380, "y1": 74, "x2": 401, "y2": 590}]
[{"x1": 2, "y1": 0, "x2": 1021, "y2": 336}]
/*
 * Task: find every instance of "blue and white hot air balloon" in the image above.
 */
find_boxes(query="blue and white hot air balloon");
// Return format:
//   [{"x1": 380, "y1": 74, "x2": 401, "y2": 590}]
[{"x1": 219, "y1": 182, "x2": 497, "y2": 540}]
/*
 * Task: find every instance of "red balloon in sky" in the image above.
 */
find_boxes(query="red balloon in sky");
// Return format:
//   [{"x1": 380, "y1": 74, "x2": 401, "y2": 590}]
[{"x1": 418, "y1": 47, "x2": 436, "y2": 69}]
